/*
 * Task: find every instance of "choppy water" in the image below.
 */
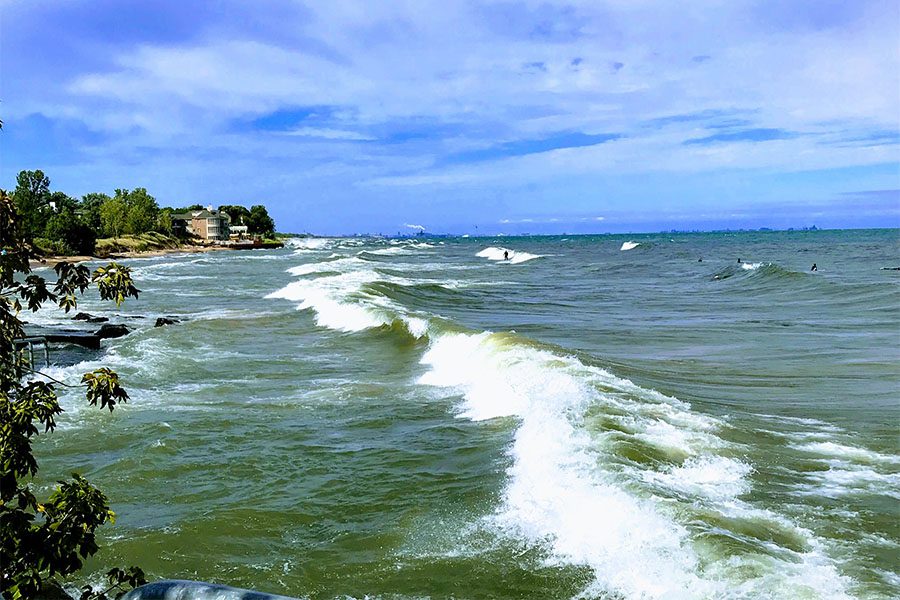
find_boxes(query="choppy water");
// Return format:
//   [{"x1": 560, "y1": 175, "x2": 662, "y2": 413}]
[{"x1": 29, "y1": 230, "x2": 900, "y2": 599}]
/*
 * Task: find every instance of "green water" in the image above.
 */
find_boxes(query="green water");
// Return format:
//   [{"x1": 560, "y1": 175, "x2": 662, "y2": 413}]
[{"x1": 30, "y1": 229, "x2": 899, "y2": 599}]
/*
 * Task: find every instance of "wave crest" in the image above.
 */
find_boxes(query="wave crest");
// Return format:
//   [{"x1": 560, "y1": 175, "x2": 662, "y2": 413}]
[{"x1": 476, "y1": 247, "x2": 543, "y2": 264}]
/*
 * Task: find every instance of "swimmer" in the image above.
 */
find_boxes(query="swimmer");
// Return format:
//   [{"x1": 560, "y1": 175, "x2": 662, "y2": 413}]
[{"x1": 811, "y1": 263, "x2": 817, "y2": 271}]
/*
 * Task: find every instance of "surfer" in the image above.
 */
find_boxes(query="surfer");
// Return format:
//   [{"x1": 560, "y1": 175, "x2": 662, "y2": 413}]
[
  {"x1": 504, "y1": 250, "x2": 509, "y2": 260},
  {"x1": 811, "y1": 263, "x2": 817, "y2": 271},
  {"x1": 737, "y1": 258, "x2": 741, "y2": 263},
  {"x1": 698, "y1": 258, "x2": 702, "y2": 262}
]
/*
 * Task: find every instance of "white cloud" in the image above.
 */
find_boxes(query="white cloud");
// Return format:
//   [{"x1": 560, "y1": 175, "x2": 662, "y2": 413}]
[
  {"x1": 6, "y1": 0, "x2": 898, "y2": 231},
  {"x1": 279, "y1": 127, "x2": 375, "y2": 141}
]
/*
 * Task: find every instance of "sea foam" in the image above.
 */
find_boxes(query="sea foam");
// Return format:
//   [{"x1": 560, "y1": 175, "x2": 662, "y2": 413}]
[
  {"x1": 268, "y1": 256, "x2": 431, "y2": 337},
  {"x1": 417, "y1": 331, "x2": 853, "y2": 598}
]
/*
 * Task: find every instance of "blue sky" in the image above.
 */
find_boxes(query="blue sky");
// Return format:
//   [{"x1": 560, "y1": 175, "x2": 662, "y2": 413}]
[{"x1": 2, "y1": 0, "x2": 898, "y2": 234}]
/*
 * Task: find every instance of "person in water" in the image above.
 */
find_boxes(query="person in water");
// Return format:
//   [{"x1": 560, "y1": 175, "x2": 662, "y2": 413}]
[
  {"x1": 811, "y1": 263, "x2": 817, "y2": 271},
  {"x1": 504, "y1": 250, "x2": 509, "y2": 260},
  {"x1": 737, "y1": 258, "x2": 741, "y2": 263}
]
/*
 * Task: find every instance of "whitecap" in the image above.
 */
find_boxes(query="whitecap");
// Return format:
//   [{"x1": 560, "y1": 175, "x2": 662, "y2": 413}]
[
  {"x1": 642, "y1": 455, "x2": 752, "y2": 502},
  {"x1": 417, "y1": 332, "x2": 853, "y2": 598},
  {"x1": 476, "y1": 247, "x2": 543, "y2": 264},
  {"x1": 286, "y1": 237, "x2": 333, "y2": 251},
  {"x1": 789, "y1": 441, "x2": 898, "y2": 465},
  {"x1": 268, "y1": 258, "x2": 432, "y2": 338}
]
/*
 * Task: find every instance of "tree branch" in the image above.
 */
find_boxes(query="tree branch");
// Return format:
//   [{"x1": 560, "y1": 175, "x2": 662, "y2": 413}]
[{"x1": 19, "y1": 364, "x2": 80, "y2": 388}]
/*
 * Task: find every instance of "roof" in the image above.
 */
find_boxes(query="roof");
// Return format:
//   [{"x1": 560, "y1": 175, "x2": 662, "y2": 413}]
[{"x1": 172, "y1": 210, "x2": 230, "y2": 221}]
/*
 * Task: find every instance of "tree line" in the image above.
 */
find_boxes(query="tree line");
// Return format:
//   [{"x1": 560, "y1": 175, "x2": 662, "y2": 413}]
[{"x1": 10, "y1": 170, "x2": 277, "y2": 256}]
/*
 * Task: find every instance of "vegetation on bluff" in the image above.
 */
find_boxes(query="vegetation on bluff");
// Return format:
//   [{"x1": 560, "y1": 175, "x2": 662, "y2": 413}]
[{"x1": 9, "y1": 169, "x2": 277, "y2": 257}]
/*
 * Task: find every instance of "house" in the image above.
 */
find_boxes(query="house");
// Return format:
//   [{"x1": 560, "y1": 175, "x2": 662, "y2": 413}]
[
  {"x1": 172, "y1": 206, "x2": 231, "y2": 241},
  {"x1": 229, "y1": 225, "x2": 249, "y2": 240}
]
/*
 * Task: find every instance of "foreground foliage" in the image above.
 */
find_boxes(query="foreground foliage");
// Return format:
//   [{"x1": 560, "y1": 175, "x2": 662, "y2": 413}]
[{"x1": 0, "y1": 190, "x2": 146, "y2": 599}]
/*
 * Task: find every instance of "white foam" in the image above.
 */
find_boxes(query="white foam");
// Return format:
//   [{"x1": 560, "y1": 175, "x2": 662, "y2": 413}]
[
  {"x1": 876, "y1": 569, "x2": 900, "y2": 588},
  {"x1": 287, "y1": 237, "x2": 333, "y2": 250},
  {"x1": 789, "y1": 441, "x2": 898, "y2": 465},
  {"x1": 269, "y1": 256, "x2": 432, "y2": 337},
  {"x1": 266, "y1": 273, "x2": 386, "y2": 332},
  {"x1": 793, "y1": 461, "x2": 900, "y2": 499},
  {"x1": 740, "y1": 262, "x2": 763, "y2": 270},
  {"x1": 642, "y1": 456, "x2": 752, "y2": 502},
  {"x1": 620, "y1": 241, "x2": 640, "y2": 251},
  {"x1": 417, "y1": 332, "x2": 853, "y2": 598},
  {"x1": 476, "y1": 246, "x2": 543, "y2": 264},
  {"x1": 359, "y1": 247, "x2": 408, "y2": 256},
  {"x1": 418, "y1": 332, "x2": 712, "y2": 597}
]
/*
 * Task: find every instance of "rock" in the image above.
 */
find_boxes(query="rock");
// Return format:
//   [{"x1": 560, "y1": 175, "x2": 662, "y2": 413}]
[
  {"x1": 154, "y1": 317, "x2": 180, "y2": 327},
  {"x1": 96, "y1": 323, "x2": 130, "y2": 339},
  {"x1": 73, "y1": 312, "x2": 109, "y2": 323}
]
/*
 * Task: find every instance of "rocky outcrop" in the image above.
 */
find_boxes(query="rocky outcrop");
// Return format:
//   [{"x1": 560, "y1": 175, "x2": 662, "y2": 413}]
[
  {"x1": 73, "y1": 312, "x2": 109, "y2": 323},
  {"x1": 154, "y1": 317, "x2": 180, "y2": 327},
  {"x1": 96, "y1": 323, "x2": 130, "y2": 339}
]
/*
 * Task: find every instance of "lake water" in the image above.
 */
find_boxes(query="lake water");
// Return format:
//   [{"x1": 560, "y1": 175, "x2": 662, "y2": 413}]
[{"x1": 30, "y1": 229, "x2": 900, "y2": 599}]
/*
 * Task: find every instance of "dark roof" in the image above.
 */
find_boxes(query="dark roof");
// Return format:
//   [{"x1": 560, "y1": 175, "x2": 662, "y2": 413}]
[{"x1": 172, "y1": 210, "x2": 230, "y2": 221}]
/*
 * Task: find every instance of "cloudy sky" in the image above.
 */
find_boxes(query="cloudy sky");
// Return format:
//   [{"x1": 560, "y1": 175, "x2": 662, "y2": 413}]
[{"x1": 2, "y1": 0, "x2": 898, "y2": 234}]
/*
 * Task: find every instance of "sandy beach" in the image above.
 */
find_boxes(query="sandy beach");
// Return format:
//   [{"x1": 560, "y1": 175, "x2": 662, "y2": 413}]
[{"x1": 28, "y1": 244, "x2": 231, "y2": 270}]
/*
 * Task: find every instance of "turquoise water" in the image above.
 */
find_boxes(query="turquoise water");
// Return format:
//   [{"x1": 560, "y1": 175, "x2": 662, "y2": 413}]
[{"x1": 31, "y1": 230, "x2": 899, "y2": 599}]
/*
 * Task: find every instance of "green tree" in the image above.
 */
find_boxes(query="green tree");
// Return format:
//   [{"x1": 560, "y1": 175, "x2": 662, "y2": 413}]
[
  {"x1": 99, "y1": 198, "x2": 127, "y2": 239},
  {"x1": 47, "y1": 192, "x2": 78, "y2": 214},
  {"x1": 247, "y1": 205, "x2": 275, "y2": 237},
  {"x1": 11, "y1": 170, "x2": 51, "y2": 241},
  {"x1": 115, "y1": 188, "x2": 158, "y2": 235},
  {"x1": 155, "y1": 209, "x2": 173, "y2": 236},
  {"x1": 0, "y1": 190, "x2": 145, "y2": 599},
  {"x1": 217, "y1": 205, "x2": 249, "y2": 225},
  {"x1": 43, "y1": 208, "x2": 97, "y2": 256},
  {"x1": 80, "y1": 193, "x2": 111, "y2": 233}
]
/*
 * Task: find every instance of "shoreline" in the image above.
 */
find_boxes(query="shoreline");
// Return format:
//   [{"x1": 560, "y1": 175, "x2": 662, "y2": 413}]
[{"x1": 28, "y1": 244, "x2": 237, "y2": 269}]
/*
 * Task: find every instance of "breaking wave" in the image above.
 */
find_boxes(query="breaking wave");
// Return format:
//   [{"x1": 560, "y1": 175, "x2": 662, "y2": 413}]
[
  {"x1": 476, "y1": 247, "x2": 543, "y2": 264},
  {"x1": 263, "y1": 238, "x2": 886, "y2": 598},
  {"x1": 416, "y1": 331, "x2": 852, "y2": 598}
]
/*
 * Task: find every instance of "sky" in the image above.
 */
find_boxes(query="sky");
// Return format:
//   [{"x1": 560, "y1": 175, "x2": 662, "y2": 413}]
[{"x1": 2, "y1": 0, "x2": 899, "y2": 235}]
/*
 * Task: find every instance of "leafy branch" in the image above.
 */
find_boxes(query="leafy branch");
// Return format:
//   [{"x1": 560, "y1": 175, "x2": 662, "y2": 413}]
[{"x1": 1, "y1": 189, "x2": 146, "y2": 599}]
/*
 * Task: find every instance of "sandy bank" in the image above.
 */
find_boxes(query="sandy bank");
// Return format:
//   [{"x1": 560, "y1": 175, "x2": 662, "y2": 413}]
[{"x1": 28, "y1": 244, "x2": 231, "y2": 270}]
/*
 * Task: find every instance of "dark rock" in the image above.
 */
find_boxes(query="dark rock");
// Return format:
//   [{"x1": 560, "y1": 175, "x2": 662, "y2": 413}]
[
  {"x1": 154, "y1": 317, "x2": 180, "y2": 327},
  {"x1": 73, "y1": 312, "x2": 109, "y2": 323},
  {"x1": 96, "y1": 323, "x2": 130, "y2": 339}
]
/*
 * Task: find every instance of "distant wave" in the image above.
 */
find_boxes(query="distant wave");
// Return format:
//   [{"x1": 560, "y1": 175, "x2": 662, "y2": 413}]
[
  {"x1": 711, "y1": 262, "x2": 805, "y2": 282},
  {"x1": 476, "y1": 246, "x2": 543, "y2": 264},
  {"x1": 287, "y1": 237, "x2": 333, "y2": 251},
  {"x1": 357, "y1": 247, "x2": 410, "y2": 257}
]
